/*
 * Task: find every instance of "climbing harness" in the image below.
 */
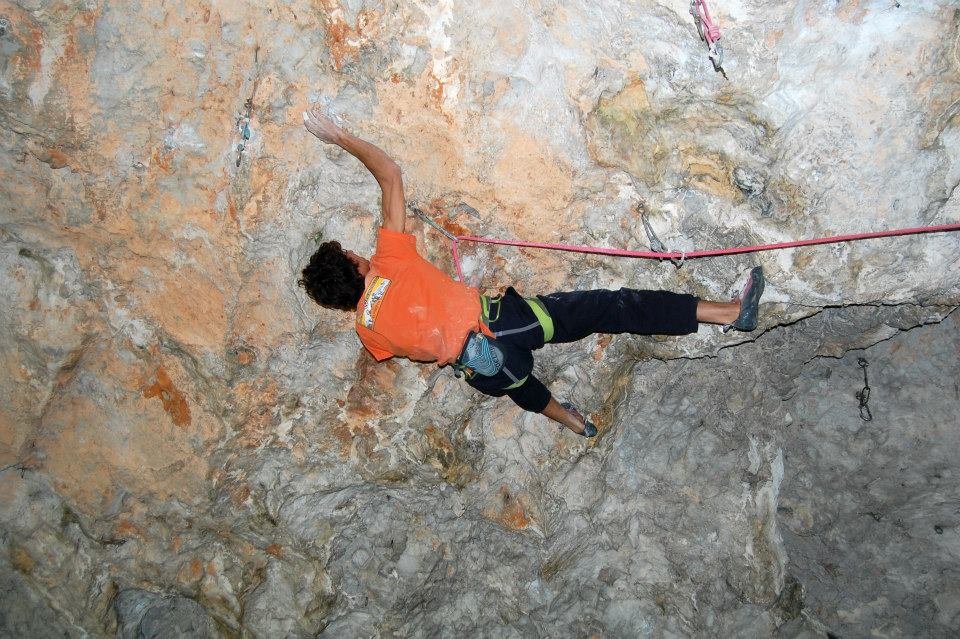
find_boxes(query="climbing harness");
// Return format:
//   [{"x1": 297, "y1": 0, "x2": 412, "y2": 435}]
[
  {"x1": 482, "y1": 289, "x2": 555, "y2": 343},
  {"x1": 855, "y1": 357, "x2": 873, "y2": 422},
  {"x1": 523, "y1": 297, "x2": 555, "y2": 343},
  {"x1": 480, "y1": 294, "x2": 503, "y2": 325},
  {"x1": 690, "y1": 0, "x2": 726, "y2": 77}
]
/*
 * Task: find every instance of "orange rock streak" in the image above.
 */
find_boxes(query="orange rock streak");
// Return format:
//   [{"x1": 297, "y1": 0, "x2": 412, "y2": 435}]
[{"x1": 142, "y1": 367, "x2": 192, "y2": 427}]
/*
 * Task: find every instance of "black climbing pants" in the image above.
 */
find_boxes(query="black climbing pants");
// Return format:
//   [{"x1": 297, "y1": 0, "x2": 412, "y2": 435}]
[{"x1": 465, "y1": 287, "x2": 699, "y2": 413}]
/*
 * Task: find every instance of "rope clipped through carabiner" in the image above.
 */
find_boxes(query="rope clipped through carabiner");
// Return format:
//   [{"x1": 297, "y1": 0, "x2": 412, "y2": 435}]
[
  {"x1": 639, "y1": 201, "x2": 684, "y2": 268},
  {"x1": 690, "y1": 0, "x2": 726, "y2": 77},
  {"x1": 411, "y1": 205, "x2": 465, "y2": 281},
  {"x1": 413, "y1": 203, "x2": 960, "y2": 284}
]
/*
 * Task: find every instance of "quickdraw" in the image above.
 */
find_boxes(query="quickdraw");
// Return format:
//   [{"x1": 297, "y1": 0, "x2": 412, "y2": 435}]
[
  {"x1": 413, "y1": 204, "x2": 960, "y2": 284},
  {"x1": 411, "y1": 205, "x2": 458, "y2": 242},
  {"x1": 236, "y1": 45, "x2": 260, "y2": 167},
  {"x1": 690, "y1": 0, "x2": 726, "y2": 77},
  {"x1": 855, "y1": 357, "x2": 873, "y2": 422},
  {"x1": 638, "y1": 201, "x2": 685, "y2": 268},
  {"x1": 411, "y1": 204, "x2": 467, "y2": 281},
  {"x1": 236, "y1": 98, "x2": 253, "y2": 167}
]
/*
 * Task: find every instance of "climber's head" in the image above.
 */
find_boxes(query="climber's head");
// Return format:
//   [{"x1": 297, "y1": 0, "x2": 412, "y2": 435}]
[{"x1": 299, "y1": 240, "x2": 369, "y2": 311}]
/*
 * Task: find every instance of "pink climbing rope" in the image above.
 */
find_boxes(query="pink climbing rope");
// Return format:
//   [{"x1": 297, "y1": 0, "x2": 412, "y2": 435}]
[
  {"x1": 692, "y1": 0, "x2": 721, "y2": 45},
  {"x1": 443, "y1": 222, "x2": 960, "y2": 282},
  {"x1": 690, "y1": 0, "x2": 724, "y2": 72}
]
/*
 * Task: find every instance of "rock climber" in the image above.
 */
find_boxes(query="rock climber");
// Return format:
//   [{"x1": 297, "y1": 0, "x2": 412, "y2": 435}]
[{"x1": 298, "y1": 106, "x2": 764, "y2": 437}]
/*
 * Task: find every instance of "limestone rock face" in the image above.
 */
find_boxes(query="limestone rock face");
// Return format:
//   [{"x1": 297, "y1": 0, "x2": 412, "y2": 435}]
[
  {"x1": 1, "y1": 0, "x2": 958, "y2": 637},
  {"x1": 114, "y1": 589, "x2": 220, "y2": 639}
]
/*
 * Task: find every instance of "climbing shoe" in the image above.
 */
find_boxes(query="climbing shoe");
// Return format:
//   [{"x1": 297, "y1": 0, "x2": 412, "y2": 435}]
[
  {"x1": 723, "y1": 266, "x2": 764, "y2": 333},
  {"x1": 561, "y1": 402, "x2": 597, "y2": 438}
]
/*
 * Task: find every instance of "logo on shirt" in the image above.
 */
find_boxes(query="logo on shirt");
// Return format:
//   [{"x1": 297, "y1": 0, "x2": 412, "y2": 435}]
[{"x1": 358, "y1": 276, "x2": 391, "y2": 329}]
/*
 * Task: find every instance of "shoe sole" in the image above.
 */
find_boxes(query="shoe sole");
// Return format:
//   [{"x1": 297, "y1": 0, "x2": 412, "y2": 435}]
[{"x1": 723, "y1": 266, "x2": 764, "y2": 333}]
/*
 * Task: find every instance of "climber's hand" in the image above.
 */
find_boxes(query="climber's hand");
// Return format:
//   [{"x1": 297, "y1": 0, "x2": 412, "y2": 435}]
[{"x1": 303, "y1": 106, "x2": 344, "y2": 145}]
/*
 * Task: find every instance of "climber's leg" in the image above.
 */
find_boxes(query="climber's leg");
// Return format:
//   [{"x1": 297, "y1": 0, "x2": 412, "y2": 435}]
[{"x1": 537, "y1": 289, "x2": 700, "y2": 343}]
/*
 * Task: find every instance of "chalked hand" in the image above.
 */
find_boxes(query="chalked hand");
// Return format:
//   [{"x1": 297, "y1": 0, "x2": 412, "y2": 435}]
[{"x1": 303, "y1": 106, "x2": 345, "y2": 145}]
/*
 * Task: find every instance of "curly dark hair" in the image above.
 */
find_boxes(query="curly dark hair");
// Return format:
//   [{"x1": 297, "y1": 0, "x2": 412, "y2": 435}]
[{"x1": 298, "y1": 240, "x2": 365, "y2": 311}]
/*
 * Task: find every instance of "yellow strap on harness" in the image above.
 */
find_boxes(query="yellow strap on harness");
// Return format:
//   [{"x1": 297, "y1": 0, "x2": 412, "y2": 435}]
[
  {"x1": 480, "y1": 294, "x2": 554, "y2": 343},
  {"x1": 504, "y1": 375, "x2": 528, "y2": 390},
  {"x1": 480, "y1": 294, "x2": 503, "y2": 324},
  {"x1": 523, "y1": 297, "x2": 554, "y2": 343}
]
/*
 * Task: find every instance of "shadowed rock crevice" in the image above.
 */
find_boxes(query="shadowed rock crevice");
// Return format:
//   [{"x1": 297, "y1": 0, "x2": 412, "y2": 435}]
[{"x1": 1, "y1": 302, "x2": 958, "y2": 636}]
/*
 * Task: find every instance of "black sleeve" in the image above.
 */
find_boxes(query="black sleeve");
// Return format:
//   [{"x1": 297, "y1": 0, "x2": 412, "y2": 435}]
[{"x1": 504, "y1": 374, "x2": 552, "y2": 413}]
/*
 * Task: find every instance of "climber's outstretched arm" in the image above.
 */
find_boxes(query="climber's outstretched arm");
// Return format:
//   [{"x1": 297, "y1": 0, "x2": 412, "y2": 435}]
[{"x1": 303, "y1": 106, "x2": 405, "y2": 233}]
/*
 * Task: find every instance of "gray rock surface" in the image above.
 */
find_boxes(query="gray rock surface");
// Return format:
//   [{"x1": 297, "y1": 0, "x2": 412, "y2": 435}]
[
  {"x1": 115, "y1": 589, "x2": 219, "y2": 639},
  {"x1": 782, "y1": 311, "x2": 960, "y2": 637}
]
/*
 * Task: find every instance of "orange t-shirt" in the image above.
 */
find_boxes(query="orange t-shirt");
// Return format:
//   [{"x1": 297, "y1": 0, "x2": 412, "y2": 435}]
[{"x1": 355, "y1": 229, "x2": 489, "y2": 365}]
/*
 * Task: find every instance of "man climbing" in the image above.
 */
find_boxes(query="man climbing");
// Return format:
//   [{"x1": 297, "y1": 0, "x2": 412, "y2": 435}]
[{"x1": 298, "y1": 106, "x2": 764, "y2": 437}]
